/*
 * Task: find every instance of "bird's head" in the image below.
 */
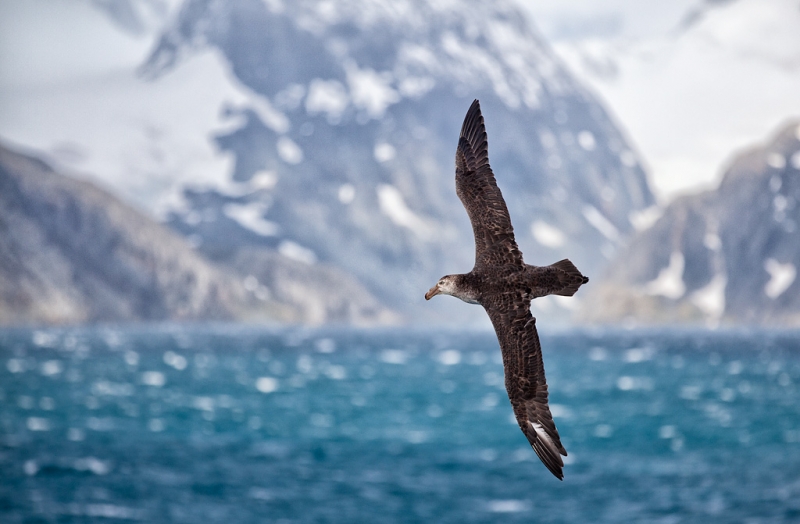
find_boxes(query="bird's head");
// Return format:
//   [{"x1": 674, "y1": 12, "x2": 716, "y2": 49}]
[{"x1": 425, "y1": 275, "x2": 458, "y2": 300}]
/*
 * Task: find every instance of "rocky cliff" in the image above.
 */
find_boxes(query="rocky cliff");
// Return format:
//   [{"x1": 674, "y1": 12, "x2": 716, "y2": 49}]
[{"x1": 580, "y1": 121, "x2": 800, "y2": 326}]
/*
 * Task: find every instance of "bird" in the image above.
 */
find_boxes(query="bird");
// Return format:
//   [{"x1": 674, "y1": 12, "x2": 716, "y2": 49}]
[{"x1": 425, "y1": 99, "x2": 589, "y2": 480}]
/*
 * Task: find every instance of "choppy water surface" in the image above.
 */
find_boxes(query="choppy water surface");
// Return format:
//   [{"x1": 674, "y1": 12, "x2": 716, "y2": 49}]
[{"x1": 1, "y1": 326, "x2": 799, "y2": 523}]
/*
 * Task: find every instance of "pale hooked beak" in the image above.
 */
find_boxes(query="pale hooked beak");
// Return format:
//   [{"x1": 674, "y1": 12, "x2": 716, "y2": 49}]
[{"x1": 425, "y1": 284, "x2": 440, "y2": 300}]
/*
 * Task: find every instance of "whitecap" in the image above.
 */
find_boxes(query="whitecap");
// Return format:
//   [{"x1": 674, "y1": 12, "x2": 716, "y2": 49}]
[{"x1": 487, "y1": 500, "x2": 530, "y2": 513}]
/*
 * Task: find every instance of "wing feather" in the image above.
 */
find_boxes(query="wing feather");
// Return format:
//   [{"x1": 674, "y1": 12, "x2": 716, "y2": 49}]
[
  {"x1": 484, "y1": 293, "x2": 567, "y2": 479},
  {"x1": 455, "y1": 100, "x2": 523, "y2": 268}
]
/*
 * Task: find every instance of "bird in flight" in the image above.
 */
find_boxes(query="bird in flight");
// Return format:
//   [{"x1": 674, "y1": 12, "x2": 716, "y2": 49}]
[{"x1": 425, "y1": 100, "x2": 589, "y2": 480}]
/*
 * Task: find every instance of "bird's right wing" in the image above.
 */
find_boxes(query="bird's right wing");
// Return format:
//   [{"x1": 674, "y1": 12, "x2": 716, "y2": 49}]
[
  {"x1": 483, "y1": 293, "x2": 567, "y2": 479},
  {"x1": 455, "y1": 100, "x2": 523, "y2": 268}
]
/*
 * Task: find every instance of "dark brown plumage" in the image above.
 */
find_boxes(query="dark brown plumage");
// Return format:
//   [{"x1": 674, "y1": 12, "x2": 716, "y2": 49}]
[{"x1": 425, "y1": 99, "x2": 589, "y2": 480}]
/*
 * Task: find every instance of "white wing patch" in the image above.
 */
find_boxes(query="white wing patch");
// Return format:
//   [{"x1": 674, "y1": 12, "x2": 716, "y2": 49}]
[{"x1": 530, "y1": 421, "x2": 558, "y2": 455}]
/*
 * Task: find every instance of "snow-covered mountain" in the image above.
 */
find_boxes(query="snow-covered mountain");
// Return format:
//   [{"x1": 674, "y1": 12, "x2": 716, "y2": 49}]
[
  {"x1": 0, "y1": 0, "x2": 655, "y2": 324},
  {"x1": 147, "y1": 0, "x2": 654, "y2": 323},
  {"x1": 580, "y1": 121, "x2": 800, "y2": 326}
]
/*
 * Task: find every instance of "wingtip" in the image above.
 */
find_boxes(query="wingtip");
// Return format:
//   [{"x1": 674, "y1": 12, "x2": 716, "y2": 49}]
[
  {"x1": 458, "y1": 99, "x2": 489, "y2": 172},
  {"x1": 527, "y1": 422, "x2": 567, "y2": 480},
  {"x1": 546, "y1": 460, "x2": 565, "y2": 481},
  {"x1": 538, "y1": 449, "x2": 564, "y2": 480},
  {"x1": 551, "y1": 465, "x2": 564, "y2": 481},
  {"x1": 464, "y1": 99, "x2": 482, "y2": 125}
]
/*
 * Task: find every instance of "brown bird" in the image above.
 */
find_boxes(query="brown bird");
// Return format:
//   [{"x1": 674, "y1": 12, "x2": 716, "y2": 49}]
[{"x1": 425, "y1": 99, "x2": 589, "y2": 480}]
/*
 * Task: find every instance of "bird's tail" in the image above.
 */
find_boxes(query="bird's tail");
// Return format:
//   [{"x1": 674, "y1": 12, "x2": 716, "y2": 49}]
[{"x1": 550, "y1": 259, "x2": 589, "y2": 296}]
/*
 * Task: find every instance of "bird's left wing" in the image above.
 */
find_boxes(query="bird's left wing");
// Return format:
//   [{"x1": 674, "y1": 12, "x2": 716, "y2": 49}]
[
  {"x1": 483, "y1": 293, "x2": 568, "y2": 479},
  {"x1": 455, "y1": 100, "x2": 524, "y2": 269}
]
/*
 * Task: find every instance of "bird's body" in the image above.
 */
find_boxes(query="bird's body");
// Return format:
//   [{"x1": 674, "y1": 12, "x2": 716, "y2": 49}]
[
  {"x1": 437, "y1": 261, "x2": 588, "y2": 305},
  {"x1": 425, "y1": 100, "x2": 589, "y2": 480}
]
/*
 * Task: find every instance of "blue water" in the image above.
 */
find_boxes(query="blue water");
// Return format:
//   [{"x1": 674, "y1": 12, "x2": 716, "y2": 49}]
[{"x1": 1, "y1": 326, "x2": 799, "y2": 523}]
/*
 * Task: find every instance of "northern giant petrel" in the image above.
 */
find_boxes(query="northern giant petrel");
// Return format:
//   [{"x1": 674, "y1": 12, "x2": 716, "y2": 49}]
[{"x1": 425, "y1": 100, "x2": 589, "y2": 480}]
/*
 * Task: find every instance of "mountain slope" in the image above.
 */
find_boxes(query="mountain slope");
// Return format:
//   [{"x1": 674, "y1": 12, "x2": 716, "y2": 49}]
[
  {"x1": 140, "y1": 0, "x2": 654, "y2": 323},
  {"x1": 0, "y1": 143, "x2": 393, "y2": 326},
  {"x1": 580, "y1": 121, "x2": 800, "y2": 326}
]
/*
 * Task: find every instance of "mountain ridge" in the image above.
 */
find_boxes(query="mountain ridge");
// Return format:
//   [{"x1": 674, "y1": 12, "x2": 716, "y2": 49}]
[
  {"x1": 579, "y1": 119, "x2": 800, "y2": 326},
  {"x1": 0, "y1": 142, "x2": 394, "y2": 326}
]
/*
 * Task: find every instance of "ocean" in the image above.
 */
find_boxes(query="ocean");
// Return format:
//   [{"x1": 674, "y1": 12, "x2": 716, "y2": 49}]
[{"x1": 1, "y1": 326, "x2": 799, "y2": 523}]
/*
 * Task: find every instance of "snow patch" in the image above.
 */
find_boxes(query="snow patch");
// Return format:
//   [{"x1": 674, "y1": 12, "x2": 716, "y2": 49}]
[
  {"x1": 646, "y1": 252, "x2": 686, "y2": 299},
  {"x1": 374, "y1": 142, "x2": 396, "y2": 163},
  {"x1": 274, "y1": 83, "x2": 305, "y2": 110},
  {"x1": 224, "y1": 83, "x2": 289, "y2": 134},
  {"x1": 582, "y1": 205, "x2": 620, "y2": 242},
  {"x1": 377, "y1": 184, "x2": 433, "y2": 240},
  {"x1": 222, "y1": 202, "x2": 279, "y2": 236},
  {"x1": 767, "y1": 152, "x2": 786, "y2": 169},
  {"x1": 398, "y1": 76, "x2": 435, "y2": 98},
  {"x1": 338, "y1": 183, "x2": 355, "y2": 204},
  {"x1": 250, "y1": 170, "x2": 278, "y2": 190},
  {"x1": 704, "y1": 233, "x2": 722, "y2": 251},
  {"x1": 531, "y1": 220, "x2": 565, "y2": 248},
  {"x1": 278, "y1": 240, "x2": 317, "y2": 265},
  {"x1": 441, "y1": 31, "x2": 521, "y2": 109},
  {"x1": 577, "y1": 130, "x2": 596, "y2": 151},
  {"x1": 305, "y1": 78, "x2": 348, "y2": 123},
  {"x1": 629, "y1": 206, "x2": 662, "y2": 232},
  {"x1": 276, "y1": 136, "x2": 303, "y2": 164},
  {"x1": 247, "y1": 97, "x2": 290, "y2": 135},
  {"x1": 691, "y1": 273, "x2": 727, "y2": 319},
  {"x1": 764, "y1": 259, "x2": 796, "y2": 299},
  {"x1": 773, "y1": 195, "x2": 788, "y2": 213},
  {"x1": 345, "y1": 62, "x2": 400, "y2": 119}
]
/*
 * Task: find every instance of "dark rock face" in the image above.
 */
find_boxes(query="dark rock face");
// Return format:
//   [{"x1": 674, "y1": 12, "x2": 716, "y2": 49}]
[
  {"x1": 0, "y1": 144, "x2": 393, "y2": 326},
  {"x1": 145, "y1": 0, "x2": 655, "y2": 323},
  {"x1": 580, "y1": 121, "x2": 800, "y2": 326}
]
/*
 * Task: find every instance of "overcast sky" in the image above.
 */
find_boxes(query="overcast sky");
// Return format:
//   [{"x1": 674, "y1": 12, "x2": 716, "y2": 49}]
[{"x1": 518, "y1": 0, "x2": 800, "y2": 201}]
